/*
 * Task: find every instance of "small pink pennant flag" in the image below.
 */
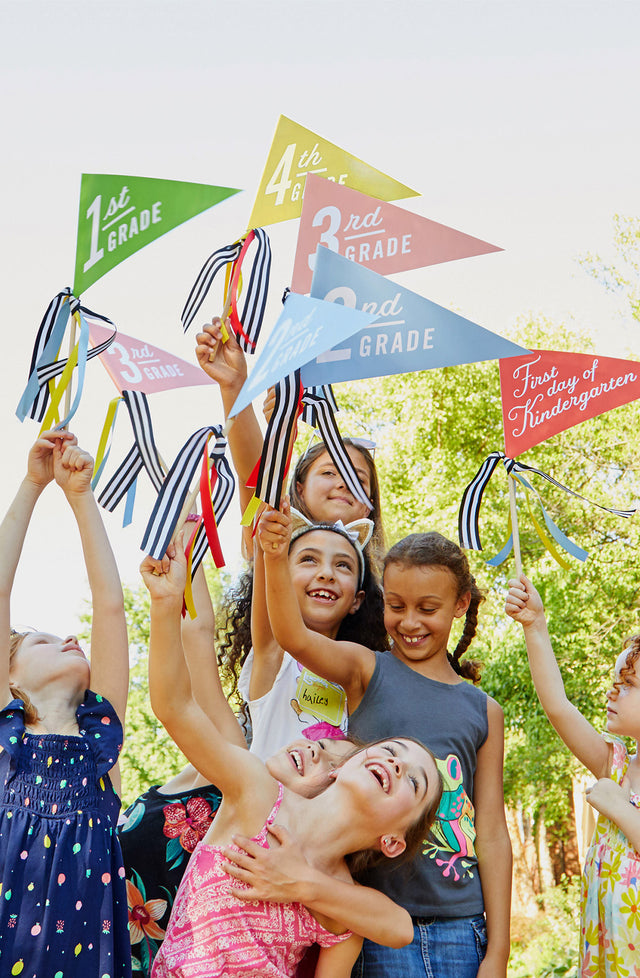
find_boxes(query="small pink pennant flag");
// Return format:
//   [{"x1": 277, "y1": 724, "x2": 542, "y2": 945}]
[{"x1": 89, "y1": 322, "x2": 214, "y2": 395}]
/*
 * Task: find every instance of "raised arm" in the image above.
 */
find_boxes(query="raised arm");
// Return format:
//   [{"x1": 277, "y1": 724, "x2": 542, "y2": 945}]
[
  {"x1": 54, "y1": 440, "x2": 129, "y2": 727},
  {"x1": 257, "y1": 501, "x2": 374, "y2": 706},
  {"x1": 196, "y1": 318, "x2": 263, "y2": 498},
  {"x1": 505, "y1": 575, "x2": 609, "y2": 778},
  {"x1": 221, "y1": 823, "x2": 413, "y2": 947},
  {"x1": 0, "y1": 431, "x2": 76, "y2": 703},
  {"x1": 181, "y1": 560, "x2": 246, "y2": 749},
  {"x1": 141, "y1": 538, "x2": 264, "y2": 802},
  {"x1": 474, "y1": 697, "x2": 512, "y2": 978},
  {"x1": 247, "y1": 540, "x2": 286, "y2": 701}
]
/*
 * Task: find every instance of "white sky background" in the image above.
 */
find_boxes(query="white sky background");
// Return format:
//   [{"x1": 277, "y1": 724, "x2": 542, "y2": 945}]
[{"x1": 1, "y1": 0, "x2": 640, "y2": 636}]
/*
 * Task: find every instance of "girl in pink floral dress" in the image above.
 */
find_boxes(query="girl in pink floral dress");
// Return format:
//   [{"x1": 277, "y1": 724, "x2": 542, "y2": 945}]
[
  {"x1": 507, "y1": 575, "x2": 640, "y2": 977},
  {"x1": 141, "y1": 533, "x2": 443, "y2": 978}
]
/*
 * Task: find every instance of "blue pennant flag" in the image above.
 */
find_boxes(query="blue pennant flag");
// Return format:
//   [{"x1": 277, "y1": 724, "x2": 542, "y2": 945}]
[
  {"x1": 301, "y1": 247, "x2": 530, "y2": 386},
  {"x1": 228, "y1": 292, "x2": 375, "y2": 418}
]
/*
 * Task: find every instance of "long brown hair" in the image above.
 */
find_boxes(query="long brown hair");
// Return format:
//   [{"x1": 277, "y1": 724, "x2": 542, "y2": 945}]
[
  {"x1": 383, "y1": 532, "x2": 485, "y2": 684},
  {"x1": 8, "y1": 631, "x2": 40, "y2": 725}
]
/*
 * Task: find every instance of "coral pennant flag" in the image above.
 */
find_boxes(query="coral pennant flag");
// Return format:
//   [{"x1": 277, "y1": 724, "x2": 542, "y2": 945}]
[
  {"x1": 88, "y1": 322, "x2": 214, "y2": 395},
  {"x1": 73, "y1": 174, "x2": 240, "y2": 294},
  {"x1": 291, "y1": 175, "x2": 502, "y2": 294},
  {"x1": 500, "y1": 349, "x2": 640, "y2": 457},
  {"x1": 248, "y1": 115, "x2": 418, "y2": 228}
]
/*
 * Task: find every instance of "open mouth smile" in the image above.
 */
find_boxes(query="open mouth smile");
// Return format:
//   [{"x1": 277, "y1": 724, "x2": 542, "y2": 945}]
[
  {"x1": 289, "y1": 750, "x2": 304, "y2": 774},
  {"x1": 367, "y1": 762, "x2": 391, "y2": 793},
  {"x1": 308, "y1": 589, "x2": 338, "y2": 602},
  {"x1": 400, "y1": 634, "x2": 427, "y2": 646}
]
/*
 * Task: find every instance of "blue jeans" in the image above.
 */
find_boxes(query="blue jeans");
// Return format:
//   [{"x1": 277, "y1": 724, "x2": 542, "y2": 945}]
[{"x1": 352, "y1": 915, "x2": 487, "y2": 978}]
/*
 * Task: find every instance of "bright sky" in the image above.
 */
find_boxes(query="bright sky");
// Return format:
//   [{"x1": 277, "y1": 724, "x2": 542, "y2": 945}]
[{"x1": 2, "y1": 0, "x2": 640, "y2": 635}]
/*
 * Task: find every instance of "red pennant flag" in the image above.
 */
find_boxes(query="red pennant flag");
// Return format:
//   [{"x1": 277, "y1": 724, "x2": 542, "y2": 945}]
[
  {"x1": 89, "y1": 322, "x2": 214, "y2": 395},
  {"x1": 500, "y1": 349, "x2": 640, "y2": 456},
  {"x1": 291, "y1": 174, "x2": 502, "y2": 294}
]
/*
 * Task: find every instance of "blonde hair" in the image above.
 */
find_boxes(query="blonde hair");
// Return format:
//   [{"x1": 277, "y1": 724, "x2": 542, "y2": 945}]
[{"x1": 9, "y1": 631, "x2": 40, "y2": 726}]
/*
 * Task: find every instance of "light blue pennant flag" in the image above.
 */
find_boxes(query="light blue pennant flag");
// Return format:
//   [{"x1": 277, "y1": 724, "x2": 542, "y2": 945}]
[
  {"x1": 228, "y1": 292, "x2": 376, "y2": 418},
  {"x1": 301, "y1": 247, "x2": 530, "y2": 386}
]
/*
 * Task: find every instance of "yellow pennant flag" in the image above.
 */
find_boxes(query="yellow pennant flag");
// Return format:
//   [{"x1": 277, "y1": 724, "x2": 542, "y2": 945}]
[{"x1": 249, "y1": 115, "x2": 419, "y2": 228}]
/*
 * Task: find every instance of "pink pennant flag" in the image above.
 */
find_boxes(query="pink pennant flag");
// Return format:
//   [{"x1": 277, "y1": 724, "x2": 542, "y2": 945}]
[
  {"x1": 291, "y1": 174, "x2": 502, "y2": 294},
  {"x1": 89, "y1": 322, "x2": 214, "y2": 395},
  {"x1": 500, "y1": 349, "x2": 640, "y2": 457}
]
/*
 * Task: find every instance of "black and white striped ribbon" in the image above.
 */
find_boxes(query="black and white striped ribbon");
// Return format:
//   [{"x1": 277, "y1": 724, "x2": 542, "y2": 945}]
[
  {"x1": 301, "y1": 384, "x2": 338, "y2": 426},
  {"x1": 253, "y1": 372, "x2": 303, "y2": 508},
  {"x1": 301, "y1": 388, "x2": 373, "y2": 511},
  {"x1": 34, "y1": 329, "x2": 114, "y2": 387},
  {"x1": 458, "y1": 450, "x2": 635, "y2": 551},
  {"x1": 181, "y1": 242, "x2": 243, "y2": 333},
  {"x1": 181, "y1": 229, "x2": 271, "y2": 352},
  {"x1": 142, "y1": 425, "x2": 232, "y2": 560},
  {"x1": 189, "y1": 447, "x2": 236, "y2": 574},
  {"x1": 21, "y1": 291, "x2": 115, "y2": 422},
  {"x1": 231, "y1": 227, "x2": 271, "y2": 352},
  {"x1": 98, "y1": 391, "x2": 164, "y2": 513}
]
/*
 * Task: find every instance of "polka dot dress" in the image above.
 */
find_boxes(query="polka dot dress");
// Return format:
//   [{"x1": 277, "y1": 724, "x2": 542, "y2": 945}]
[{"x1": 0, "y1": 693, "x2": 131, "y2": 977}]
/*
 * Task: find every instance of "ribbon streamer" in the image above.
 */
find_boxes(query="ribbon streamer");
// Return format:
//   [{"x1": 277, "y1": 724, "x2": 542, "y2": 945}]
[
  {"x1": 96, "y1": 391, "x2": 165, "y2": 517},
  {"x1": 181, "y1": 228, "x2": 271, "y2": 351},
  {"x1": 459, "y1": 450, "x2": 634, "y2": 564},
  {"x1": 142, "y1": 424, "x2": 233, "y2": 561},
  {"x1": 242, "y1": 371, "x2": 304, "y2": 521},
  {"x1": 301, "y1": 384, "x2": 338, "y2": 427},
  {"x1": 16, "y1": 290, "x2": 116, "y2": 427},
  {"x1": 302, "y1": 387, "x2": 373, "y2": 512},
  {"x1": 241, "y1": 379, "x2": 372, "y2": 525}
]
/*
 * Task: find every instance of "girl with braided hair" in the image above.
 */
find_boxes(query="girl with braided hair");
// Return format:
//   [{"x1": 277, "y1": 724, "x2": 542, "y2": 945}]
[
  {"x1": 245, "y1": 515, "x2": 511, "y2": 978},
  {"x1": 506, "y1": 574, "x2": 640, "y2": 977}
]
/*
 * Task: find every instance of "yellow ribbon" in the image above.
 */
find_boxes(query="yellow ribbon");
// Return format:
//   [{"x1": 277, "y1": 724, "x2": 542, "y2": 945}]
[
  {"x1": 93, "y1": 396, "x2": 123, "y2": 479},
  {"x1": 240, "y1": 493, "x2": 263, "y2": 527},
  {"x1": 38, "y1": 336, "x2": 80, "y2": 433},
  {"x1": 522, "y1": 485, "x2": 571, "y2": 571},
  {"x1": 183, "y1": 542, "x2": 197, "y2": 620}
]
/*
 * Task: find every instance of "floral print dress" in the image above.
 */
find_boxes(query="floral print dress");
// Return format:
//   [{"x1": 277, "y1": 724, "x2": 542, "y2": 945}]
[
  {"x1": 118, "y1": 782, "x2": 222, "y2": 975},
  {"x1": 580, "y1": 734, "x2": 640, "y2": 976}
]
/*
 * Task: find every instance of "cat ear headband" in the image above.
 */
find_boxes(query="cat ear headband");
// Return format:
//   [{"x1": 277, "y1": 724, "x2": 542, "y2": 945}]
[{"x1": 289, "y1": 507, "x2": 374, "y2": 587}]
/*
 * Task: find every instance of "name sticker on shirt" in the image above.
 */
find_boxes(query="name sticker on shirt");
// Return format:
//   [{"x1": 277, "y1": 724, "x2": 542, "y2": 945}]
[{"x1": 294, "y1": 669, "x2": 346, "y2": 726}]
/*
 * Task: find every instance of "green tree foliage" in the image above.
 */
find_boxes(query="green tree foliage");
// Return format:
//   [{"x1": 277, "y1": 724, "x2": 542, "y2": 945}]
[
  {"x1": 581, "y1": 214, "x2": 640, "y2": 324},
  {"x1": 336, "y1": 316, "x2": 640, "y2": 833}
]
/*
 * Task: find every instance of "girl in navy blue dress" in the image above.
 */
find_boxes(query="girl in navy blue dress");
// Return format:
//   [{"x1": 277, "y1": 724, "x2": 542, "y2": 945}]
[{"x1": 0, "y1": 431, "x2": 131, "y2": 977}]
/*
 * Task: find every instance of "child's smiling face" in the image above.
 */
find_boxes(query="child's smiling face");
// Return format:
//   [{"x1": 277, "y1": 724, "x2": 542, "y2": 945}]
[
  {"x1": 289, "y1": 530, "x2": 364, "y2": 639},
  {"x1": 266, "y1": 737, "x2": 353, "y2": 798},
  {"x1": 383, "y1": 563, "x2": 470, "y2": 668},
  {"x1": 296, "y1": 447, "x2": 372, "y2": 524}
]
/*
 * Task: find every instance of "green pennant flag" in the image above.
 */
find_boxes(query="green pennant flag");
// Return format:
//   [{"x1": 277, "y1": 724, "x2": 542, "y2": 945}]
[{"x1": 73, "y1": 174, "x2": 241, "y2": 294}]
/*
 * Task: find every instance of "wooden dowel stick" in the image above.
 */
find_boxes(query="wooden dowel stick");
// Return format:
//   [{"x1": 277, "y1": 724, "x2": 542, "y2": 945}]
[{"x1": 509, "y1": 475, "x2": 523, "y2": 579}]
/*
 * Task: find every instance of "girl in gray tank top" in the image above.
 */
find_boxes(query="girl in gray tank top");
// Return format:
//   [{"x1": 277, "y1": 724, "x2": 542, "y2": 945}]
[{"x1": 251, "y1": 518, "x2": 512, "y2": 978}]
